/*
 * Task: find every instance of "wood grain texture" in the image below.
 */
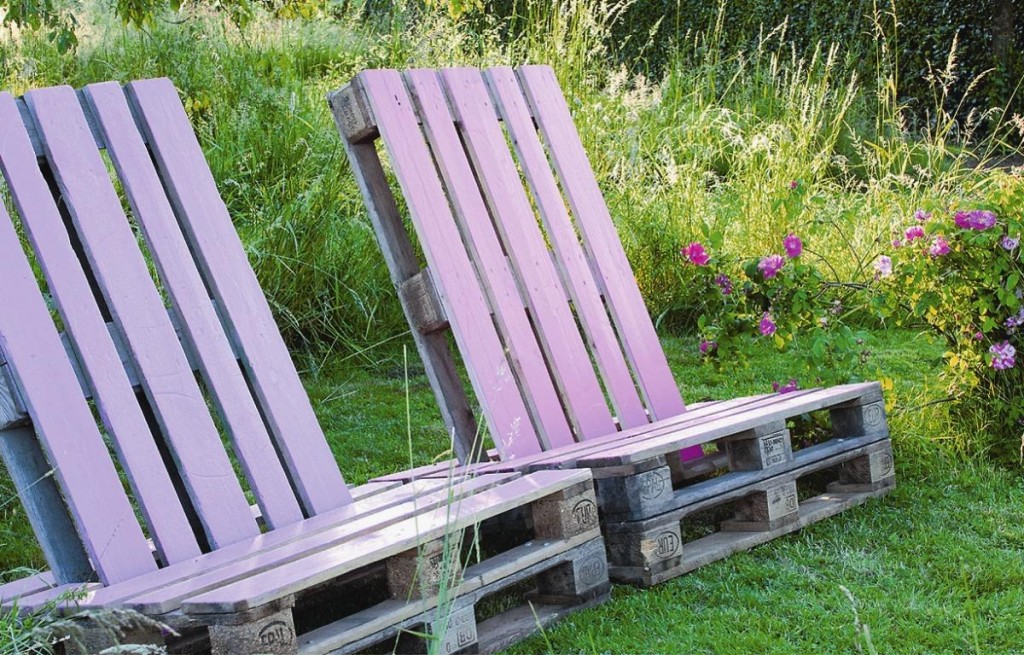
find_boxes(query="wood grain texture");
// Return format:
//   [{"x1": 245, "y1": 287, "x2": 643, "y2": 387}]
[
  {"x1": 0, "y1": 364, "x2": 26, "y2": 430},
  {"x1": 406, "y1": 68, "x2": 573, "y2": 451},
  {"x1": 127, "y1": 78, "x2": 350, "y2": 513},
  {"x1": 180, "y1": 469, "x2": 591, "y2": 613},
  {"x1": 329, "y1": 85, "x2": 481, "y2": 462},
  {"x1": 0, "y1": 426, "x2": 91, "y2": 583},
  {"x1": 84, "y1": 82, "x2": 304, "y2": 531},
  {"x1": 25, "y1": 84, "x2": 259, "y2": 550},
  {"x1": 440, "y1": 67, "x2": 617, "y2": 443},
  {"x1": 483, "y1": 66, "x2": 649, "y2": 431},
  {"x1": 0, "y1": 90, "x2": 205, "y2": 568},
  {"x1": 0, "y1": 183, "x2": 155, "y2": 584},
  {"x1": 357, "y1": 69, "x2": 541, "y2": 459},
  {"x1": 516, "y1": 66, "x2": 689, "y2": 426}
]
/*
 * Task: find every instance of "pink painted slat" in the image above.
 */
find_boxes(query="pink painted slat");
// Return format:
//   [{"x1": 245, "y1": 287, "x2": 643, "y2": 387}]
[
  {"x1": 0, "y1": 571, "x2": 55, "y2": 601},
  {"x1": 78, "y1": 473, "x2": 519, "y2": 611},
  {"x1": 516, "y1": 67, "x2": 687, "y2": 421},
  {"x1": 84, "y1": 82, "x2": 304, "y2": 531},
  {"x1": 467, "y1": 391, "x2": 785, "y2": 475},
  {"x1": 0, "y1": 196, "x2": 156, "y2": 584},
  {"x1": 438, "y1": 67, "x2": 617, "y2": 442},
  {"x1": 126, "y1": 79, "x2": 350, "y2": 512},
  {"x1": 25, "y1": 86, "x2": 260, "y2": 549},
  {"x1": 180, "y1": 469, "x2": 590, "y2": 613},
  {"x1": 0, "y1": 94, "x2": 202, "y2": 565},
  {"x1": 577, "y1": 383, "x2": 880, "y2": 467},
  {"x1": 405, "y1": 69, "x2": 573, "y2": 451},
  {"x1": 358, "y1": 69, "x2": 541, "y2": 459},
  {"x1": 482, "y1": 67, "x2": 650, "y2": 432}
]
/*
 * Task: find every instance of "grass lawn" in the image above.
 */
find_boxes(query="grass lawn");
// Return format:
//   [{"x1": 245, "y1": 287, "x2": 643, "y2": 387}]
[
  {"x1": 2, "y1": 328, "x2": 1022, "y2": 653},
  {"x1": 301, "y1": 328, "x2": 1024, "y2": 654}
]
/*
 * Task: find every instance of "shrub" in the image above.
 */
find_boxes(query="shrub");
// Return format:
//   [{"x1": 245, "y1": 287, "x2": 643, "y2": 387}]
[{"x1": 871, "y1": 173, "x2": 1024, "y2": 460}]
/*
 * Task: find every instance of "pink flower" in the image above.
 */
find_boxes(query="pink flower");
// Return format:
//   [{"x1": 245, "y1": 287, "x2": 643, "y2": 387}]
[
  {"x1": 681, "y1": 242, "x2": 710, "y2": 266},
  {"x1": 772, "y1": 379, "x2": 799, "y2": 394},
  {"x1": 928, "y1": 235, "x2": 950, "y2": 257},
  {"x1": 699, "y1": 340, "x2": 717, "y2": 355},
  {"x1": 759, "y1": 313, "x2": 777, "y2": 336},
  {"x1": 783, "y1": 233, "x2": 803, "y2": 258},
  {"x1": 758, "y1": 254, "x2": 785, "y2": 279},
  {"x1": 990, "y1": 341, "x2": 1016, "y2": 370},
  {"x1": 904, "y1": 225, "x2": 925, "y2": 242},
  {"x1": 874, "y1": 255, "x2": 893, "y2": 278},
  {"x1": 974, "y1": 331, "x2": 984, "y2": 341},
  {"x1": 954, "y1": 210, "x2": 997, "y2": 230},
  {"x1": 789, "y1": 180, "x2": 799, "y2": 190},
  {"x1": 1002, "y1": 235, "x2": 1020, "y2": 251},
  {"x1": 714, "y1": 274, "x2": 733, "y2": 295},
  {"x1": 892, "y1": 238, "x2": 903, "y2": 248},
  {"x1": 914, "y1": 209, "x2": 932, "y2": 222}
]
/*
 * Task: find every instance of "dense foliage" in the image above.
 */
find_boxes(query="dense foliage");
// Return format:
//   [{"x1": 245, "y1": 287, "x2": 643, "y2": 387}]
[{"x1": 592, "y1": 0, "x2": 1024, "y2": 126}]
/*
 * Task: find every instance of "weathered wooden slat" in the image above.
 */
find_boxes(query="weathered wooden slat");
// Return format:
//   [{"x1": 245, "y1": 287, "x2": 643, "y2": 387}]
[
  {"x1": 85, "y1": 82, "x2": 305, "y2": 531},
  {"x1": 577, "y1": 383, "x2": 883, "y2": 467},
  {"x1": 516, "y1": 66, "x2": 689, "y2": 426},
  {"x1": 180, "y1": 469, "x2": 592, "y2": 613},
  {"x1": 127, "y1": 78, "x2": 351, "y2": 513},
  {"x1": 356, "y1": 69, "x2": 542, "y2": 459},
  {"x1": 70, "y1": 473, "x2": 521, "y2": 613},
  {"x1": 0, "y1": 571, "x2": 56, "y2": 601},
  {"x1": 25, "y1": 85, "x2": 259, "y2": 549},
  {"x1": 483, "y1": 66, "x2": 650, "y2": 432},
  {"x1": 15, "y1": 92, "x2": 111, "y2": 159},
  {"x1": 329, "y1": 88, "x2": 481, "y2": 463},
  {"x1": 0, "y1": 186, "x2": 155, "y2": 584},
  {"x1": 440, "y1": 67, "x2": 618, "y2": 443},
  {"x1": 0, "y1": 426, "x2": 91, "y2": 583},
  {"x1": 1, "y1": 90, "x2": 203, "y2": 569},
  {"x1": 0, "y1": 307, "x2": 238, "y2": 428},
  {"x1": 59, "y1": 473, "x2": 518, "y2": 611},
  {"x1": 406, "y1": 68, "x2": 573, "y2": 452}
]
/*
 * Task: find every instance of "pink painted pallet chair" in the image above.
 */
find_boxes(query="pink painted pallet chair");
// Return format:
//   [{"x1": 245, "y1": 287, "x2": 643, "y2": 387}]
[
  {"x1": 332, "y1": 66, "x2": 896, "y2": 586},
  {"x1": 0, "y1": 79, "x2": 609, "y2": 653}
]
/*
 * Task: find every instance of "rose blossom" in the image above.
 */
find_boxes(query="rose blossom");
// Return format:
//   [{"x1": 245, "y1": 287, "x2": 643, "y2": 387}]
[
  {"x1": 759, "y1": 313, "x2": 777, "y2": 336},
  {"x1": 681, "y1": 242, "x2": 710, "y2": 266},
  {"x1": 954, "y1": 210, "x2": 997, "y2": 230},
  {"x1": 758, "y1": 254, "x2": 785, "y2": 279},
  {"x1": 928, "y1": 235, "x2": 950, "y2": 257},
  {"x1": 783, "y1": 233, "x2": 803, "y2": 258}
]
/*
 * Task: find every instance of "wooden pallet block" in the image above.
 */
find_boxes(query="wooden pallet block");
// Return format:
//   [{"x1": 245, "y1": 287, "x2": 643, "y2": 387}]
[
  {"x1": 603, "y1": 438, "x2": 895, "y2": 587},
  {"x1": 9, "y1": 472, "x2": 608, "y2": 655}
]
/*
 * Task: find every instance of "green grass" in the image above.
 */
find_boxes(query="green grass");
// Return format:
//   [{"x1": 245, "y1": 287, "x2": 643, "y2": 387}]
[{"x1": 6, "y1": 329, "x2": 1022, "y2": 653}]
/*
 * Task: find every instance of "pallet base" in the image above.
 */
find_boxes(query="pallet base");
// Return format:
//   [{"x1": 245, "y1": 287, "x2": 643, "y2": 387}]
[
  {"x1": 603, "y1": 438, "x2": 896, "y2": 587},
  {"x1": 609, "y1": 481, "x2": 893, "y2": 587}
]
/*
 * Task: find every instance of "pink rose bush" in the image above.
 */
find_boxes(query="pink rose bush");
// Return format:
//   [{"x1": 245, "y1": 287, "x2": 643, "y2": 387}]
[{"x1": 873, "y1": 198, "x2": 1024, "y2": 455}]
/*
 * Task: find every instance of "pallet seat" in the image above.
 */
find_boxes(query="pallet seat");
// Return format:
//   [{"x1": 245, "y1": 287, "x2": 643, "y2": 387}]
[
  {"x1": 331, "y1": 65, "x2": 896, "y2": 587},
  {"x1": 0, "y1": 79, "x2": 609, "y2": 653}
]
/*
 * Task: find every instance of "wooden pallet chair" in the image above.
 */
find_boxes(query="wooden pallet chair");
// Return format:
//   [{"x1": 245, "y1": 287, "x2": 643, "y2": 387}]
[
  {"x1": 0, "y1": 79, "x2": 611, "y2": 654},
  {"x1": 330, "y1": 65, "x2": 896, "y2": 587}
]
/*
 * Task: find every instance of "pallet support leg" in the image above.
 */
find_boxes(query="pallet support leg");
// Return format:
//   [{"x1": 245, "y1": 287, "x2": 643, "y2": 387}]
[
  {"x1": 593, "y1": 459, "x2": 673, "y2": 521},
  {"x1": 721, "y1": 480, "x2": 800, "y2": 531},
  {"x1": 829, "y1": 441, "x2": 896, "y2": 493},
  {"x1": 721, "y1": 420, "x2": 792, "y2": 471},
  {"x1": 207, "y1": 602, "x2": 297, "y2": 655}
]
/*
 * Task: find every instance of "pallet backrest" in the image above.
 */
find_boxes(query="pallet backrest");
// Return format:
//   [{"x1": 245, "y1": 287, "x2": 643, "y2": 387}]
[
  {"x1": 0, "y1": 80, "x2": 349, "y2": 586},
  {"x1": 332, "y1": 66, "x2": 691, "y2": 462}
]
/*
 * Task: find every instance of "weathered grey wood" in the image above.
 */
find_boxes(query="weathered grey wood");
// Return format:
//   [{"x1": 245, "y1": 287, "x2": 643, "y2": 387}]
[
  {"x1": 594, "y1": 462, "x2": 674, "y2": 521},
  {"x1": 0, "y1": 366, "x2": 27, "y2": 430},
  {"x1": 399, "y1": 269, "x2": 448, "y2": 334},
  {"x1": 329, "y1": 82, "x2": 481, "y2": 463},
  {"x1": 720, "y1": 479, "x2": 800, "y2": 531},
  {"x1": 722, "y1": 420, "x2": 792, "y2": 472},
  {"x1": 609, "y1": 485, "x2": 893, "y2": 587},
  {"x1": 0, "y1": 426, "x2": 92, "y2": 583}
]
